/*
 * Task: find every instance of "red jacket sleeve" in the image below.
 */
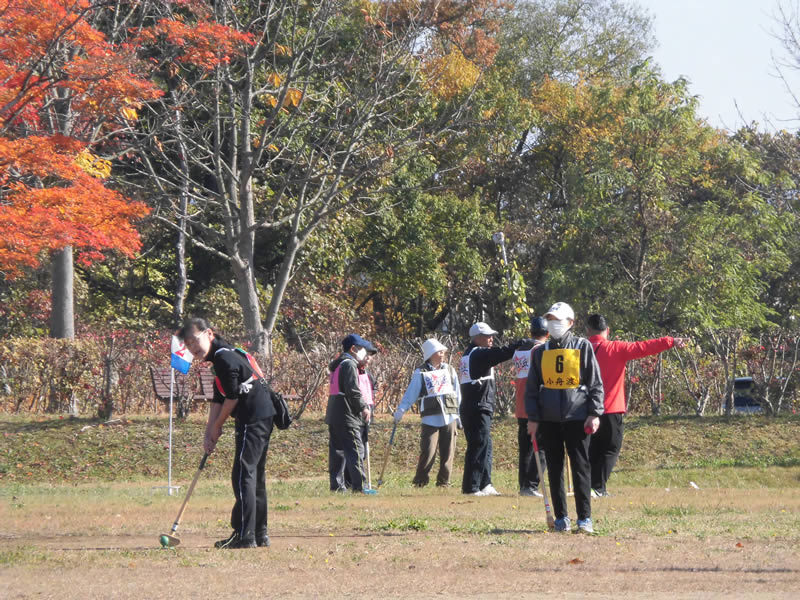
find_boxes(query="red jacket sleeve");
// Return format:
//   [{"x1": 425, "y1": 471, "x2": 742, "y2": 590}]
[
  {"x1": 608, "y1": 337, "x2": 674, "y2": 361},
  {"x1": 592, "y1": 336, "x2": 675, "y2": 414}
]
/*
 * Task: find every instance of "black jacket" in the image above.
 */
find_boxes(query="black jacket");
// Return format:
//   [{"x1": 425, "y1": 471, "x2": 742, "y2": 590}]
[
  {"x1": 524, "y1": 332, "x2": 604, "y2": 423},
  {"x1": 325, "y1": 353, "x2": 365, "y2": 428},
  {"x1": 208, "y1": 338, "x2": 275, "y2": 423},
  {"x1": 459, "y1": 340, "x2": 527, "y2": 414}
]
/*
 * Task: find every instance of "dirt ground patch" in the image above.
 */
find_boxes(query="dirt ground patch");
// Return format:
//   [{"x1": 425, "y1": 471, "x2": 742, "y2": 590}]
[
  {"x1": 2, "y1": 533, "x2": 797, "y2": 599},
  {"x1": 1, "y1": 479, "x2": 799, "y2": 599}
]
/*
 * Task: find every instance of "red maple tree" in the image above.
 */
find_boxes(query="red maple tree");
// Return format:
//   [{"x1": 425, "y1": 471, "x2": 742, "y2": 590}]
[
  {"x1": 0, "y1": 0, "x2": 254, "y2": 278},
  {"x1": 0, "y1": 0, "x2": 166, "y2": 277}
]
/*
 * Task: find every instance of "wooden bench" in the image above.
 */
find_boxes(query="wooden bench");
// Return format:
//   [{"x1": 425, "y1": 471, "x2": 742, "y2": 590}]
[
  {"x1": 150, "y1": 365, "x2": 303, "y2": 417},
  {"x1": 150, "y1": 366, "x2": 215, "y2": 415}
]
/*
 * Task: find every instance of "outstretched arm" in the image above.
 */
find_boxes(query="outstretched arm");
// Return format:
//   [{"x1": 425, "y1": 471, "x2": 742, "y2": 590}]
[
  {"x1": 394, "y1": 370, "x2": 422, "y2": 422},
  {"x1": 612, "y1": 336, "x2": 684, "y2": 361}
]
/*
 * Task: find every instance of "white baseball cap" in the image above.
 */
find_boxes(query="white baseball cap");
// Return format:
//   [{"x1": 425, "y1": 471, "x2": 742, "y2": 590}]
[
  {"x1": 421, "y1": 338, "x2": 447, "y2": 361},
  {"x1": 469, "y1": 322, "x2": 498, "y2": 337},
  {"x1": 544, "y1": 302, "x2": 575, "y2": 321}
]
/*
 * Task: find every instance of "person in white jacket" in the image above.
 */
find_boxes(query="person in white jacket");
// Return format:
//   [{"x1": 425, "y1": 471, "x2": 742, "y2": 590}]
[{"x1": 394, "y1": 339, "x2": 462, "y2": 487}]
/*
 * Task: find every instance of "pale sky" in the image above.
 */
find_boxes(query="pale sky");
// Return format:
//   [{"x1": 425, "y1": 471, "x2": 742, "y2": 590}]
[{"x1": 634, "y1": 0, "x2": 800, "y2": 131}]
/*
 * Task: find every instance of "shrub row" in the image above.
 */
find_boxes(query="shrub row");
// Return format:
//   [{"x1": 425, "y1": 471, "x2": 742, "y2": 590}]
[{"x1": 2, "y1": 331, "x2": 798, "y2": 418}]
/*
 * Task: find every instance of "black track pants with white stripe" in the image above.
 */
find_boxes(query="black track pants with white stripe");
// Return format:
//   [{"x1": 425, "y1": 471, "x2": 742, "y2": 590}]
[{"x1": 230, "y1": 417, "x2": 274, "y2": 542}]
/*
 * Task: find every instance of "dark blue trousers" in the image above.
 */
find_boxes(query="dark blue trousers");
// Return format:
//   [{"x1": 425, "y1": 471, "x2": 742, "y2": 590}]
[{"x1": 328, "y1": 422, "x2": 366, "y2": 492}]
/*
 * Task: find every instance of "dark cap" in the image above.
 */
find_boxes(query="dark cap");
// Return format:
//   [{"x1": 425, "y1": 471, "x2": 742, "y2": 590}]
[
  {"x1": 342, "y1": 333, "x2": 376, "y2": 353},
  {"x1": 530, "y1": 316, "x2": 548, "y2": 336}
]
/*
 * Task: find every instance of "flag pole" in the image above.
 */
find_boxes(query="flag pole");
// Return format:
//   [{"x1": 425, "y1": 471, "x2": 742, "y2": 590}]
[
  {"x1": 168, "y1": 368, "x2": 175, "y2": 495},
  {"x1": 154, "y1": 335, "x2": 191, "y2": 496}
]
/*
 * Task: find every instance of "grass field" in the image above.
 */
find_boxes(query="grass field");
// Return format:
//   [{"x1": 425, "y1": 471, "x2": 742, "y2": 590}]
[{"x1": 1, "y1": 413, "x2": 799, "y2": 598}]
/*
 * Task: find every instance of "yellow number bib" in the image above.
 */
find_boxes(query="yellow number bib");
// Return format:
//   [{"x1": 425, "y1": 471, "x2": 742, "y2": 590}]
[{"x1": 541, "y1": 349, "x2": 581, "y2": 389}]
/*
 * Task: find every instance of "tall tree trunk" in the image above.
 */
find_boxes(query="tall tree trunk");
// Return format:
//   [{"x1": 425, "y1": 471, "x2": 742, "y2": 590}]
[
  {"x1": 51, "y1": 246, "x2": 74, "y2": 339},
  {"x1": 263, "y1": 235, "x2": 300, "y2": 350},
  {"x1": 231, "y1": 108, "x2": 268, "y2": 355},
  {"x1": 174, "y1": 208, "x2": 188, "y2": 326},
  {"x1": 173, "y1": 90, "x2": 190, "y2": 326},
  {"x1": 232, "y1": 256, "x2": 267, "y2": 354}
]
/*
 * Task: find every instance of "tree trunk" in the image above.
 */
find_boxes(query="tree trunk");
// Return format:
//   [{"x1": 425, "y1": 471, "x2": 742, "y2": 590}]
[
  {"x1": 173, "y1": 90, "x2": 190, "y2": 326},
  {"x1": 174, "y1": 209, "x2": 188, "y2": 326},
  {"x1": 263, "y1": 235, "x2": 300, "y2": 349},
  {"x1": 101, "y1": 355, "x2": 115, "y2": 420},
  {"x1": 695, "y1": 388, "x2": 711, "y2": 417},
  {"x1": 50, "y1": 246, "x2": 75, "y2": 339},
  {"x1": 232, "y1": 257, "x2": 267, "y2": 354},
  {"x1": 227, "y1": 75, "x2": 270, "y2": 355}
]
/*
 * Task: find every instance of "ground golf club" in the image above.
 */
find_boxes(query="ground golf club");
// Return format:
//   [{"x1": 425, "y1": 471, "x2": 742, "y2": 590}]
[
  {"x1": 377, "y1": 422, "x2": 397, "y2": 487},
  {"x1": 532, "y1": 437, "x2": 555, "y2": 530},
  {"x1": 159, "y1": 452, "x2": 208, "y2": 548}
]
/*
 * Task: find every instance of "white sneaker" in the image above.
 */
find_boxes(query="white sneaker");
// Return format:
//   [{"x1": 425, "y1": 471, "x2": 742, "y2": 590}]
[
  {"x1": 481, "y1": 484, "x2": 501, "y2": 496},
  {"x1": 466, "y1": 489, "x2": 488, "y2": 496}
]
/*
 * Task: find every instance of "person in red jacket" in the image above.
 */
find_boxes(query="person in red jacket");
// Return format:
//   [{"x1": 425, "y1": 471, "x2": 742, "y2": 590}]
[{"x1": 586, "y1": 314, "x2": 689, "y2": 497}]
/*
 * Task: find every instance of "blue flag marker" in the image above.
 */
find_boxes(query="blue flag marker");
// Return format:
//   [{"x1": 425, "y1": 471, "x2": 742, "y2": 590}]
[{"x1": 170, "y1": 336, "x2": 193, "y2": 374}]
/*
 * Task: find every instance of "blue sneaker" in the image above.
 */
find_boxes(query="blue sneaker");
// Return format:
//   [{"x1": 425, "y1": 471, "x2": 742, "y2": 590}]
[
  {"x1": 362, "y1": 488, "x2": 378, "y2": 495},
  {"x1": 554, "y1": 516, "x2": 571, "y2": 532},
  {"x1": 576, "y1": 518, "x2": 594, "y2": 534}
]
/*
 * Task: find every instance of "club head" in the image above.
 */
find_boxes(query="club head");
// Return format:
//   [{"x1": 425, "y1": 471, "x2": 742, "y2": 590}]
[{"x1": 160, "y1": 533, "x2": 181, "y2": 548}]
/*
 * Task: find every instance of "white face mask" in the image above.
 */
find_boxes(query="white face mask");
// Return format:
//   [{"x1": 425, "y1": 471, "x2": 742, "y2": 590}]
[
  {"x1": 547, "y1": 318, "x2": 572, "y2": 340},
  {"x1": 353, "y1": 347, "x2": 368, "y2": 361}
]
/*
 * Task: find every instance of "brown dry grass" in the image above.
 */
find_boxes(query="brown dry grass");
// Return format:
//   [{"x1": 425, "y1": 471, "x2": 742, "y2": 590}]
[{"x1": 2, "y1": 477, "x2": 799, "y2": 599}]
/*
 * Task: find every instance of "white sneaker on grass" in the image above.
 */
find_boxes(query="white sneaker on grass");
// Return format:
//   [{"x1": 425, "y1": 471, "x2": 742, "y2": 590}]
[
  {"x1": 576, "y1": 518, "x2": 594, "y2": 534},
  {"x1": 480, "y1": 484, "x2": 501, "y2": 496},
  {"x1": 554, "y1": 516, "x2": 571, "y2": 532}
]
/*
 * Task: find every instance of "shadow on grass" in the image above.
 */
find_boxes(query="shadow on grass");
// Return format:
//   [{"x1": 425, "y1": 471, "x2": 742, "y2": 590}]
[
  {"x1": 48, "y1": 547, "x2": 800, "y2": 575},
  {"x1": 622, "y1": 566, "x2": 800, "y2": 574},
  {"x1": 35, "y1": 531, "x2": 415, "y2": 552},
  {"x1": 0, "y1": 415, "x2": 109, "y2": 433},
  {"x1": 489, "y1": 528, "x2": 543, "y2": 535}
]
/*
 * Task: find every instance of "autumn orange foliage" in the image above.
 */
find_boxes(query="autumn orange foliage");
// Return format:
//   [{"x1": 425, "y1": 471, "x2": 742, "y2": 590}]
[
  {"x1": 0, "y1": 0, "x2": 165, "y2": 277},
  {"x1": 0, "y1": 135, "x2": 149, "y2": 273},
  {"x1": 383, "y1": 0, "x2": 506, "y2": 66},
  {"x1": 0, "y1": 0, "x2": 253, "y2": 278},
  {"x1": 529, "y1": 76, "x2": 621, "y2": 160},
  {"x1": 135, "y1": 18, "x2": 255, "y2": 69}
]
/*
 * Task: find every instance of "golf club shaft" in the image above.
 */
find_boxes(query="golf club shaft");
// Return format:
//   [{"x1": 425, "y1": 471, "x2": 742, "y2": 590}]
[
  {"x1": 532, "y1": 436, "x2": 555, "y2": 529},
  {"x1": 366, "y1": 441, "x2": 371, "y2": 489},
  {"x1": 377, "y1": 422, "x2": 397, "y2": 487},
  {"x1": 565, "y1": 449, "x2": 573, "y2": 495},
  {"x1": 170, "y1": 452, "x2": 208, "y2": 533}
]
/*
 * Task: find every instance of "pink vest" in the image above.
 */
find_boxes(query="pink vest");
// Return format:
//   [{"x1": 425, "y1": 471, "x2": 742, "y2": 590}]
[
  {"x1": 359, "y1": 372, "x2": 374, "y2": 406},
  {"x1": 329, "y1": 363, "x2": 373, "y2": 405}
]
